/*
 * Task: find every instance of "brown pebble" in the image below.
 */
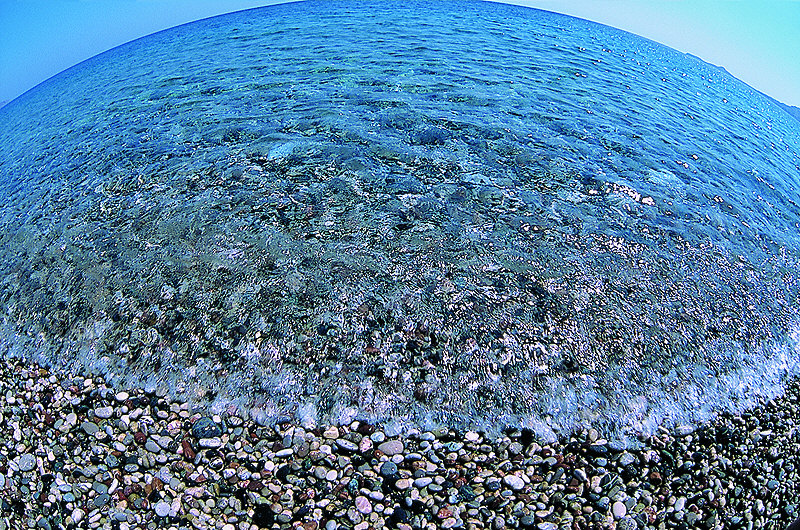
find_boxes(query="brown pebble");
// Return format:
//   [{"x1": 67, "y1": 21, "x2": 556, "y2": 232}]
[{"x1": 182, "y1": 439, "x2": 196, "y2": 461}]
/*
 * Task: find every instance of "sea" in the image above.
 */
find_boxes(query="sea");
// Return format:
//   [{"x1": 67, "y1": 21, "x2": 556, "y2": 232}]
[{"x1": 1, "y1": 0, "x2": 799, "y2": 443}]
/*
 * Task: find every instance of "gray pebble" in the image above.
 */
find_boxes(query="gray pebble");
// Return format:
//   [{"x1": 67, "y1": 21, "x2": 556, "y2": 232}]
[
  {"x1": 18, "y1": 454, "x2": 36, "y2": 472},
  {"x1": 377, "y1": 440, "x2": 404, "y2": 455},
  {"x1": 94, "y1": 406, "x2": 114, "y2": 419},
  {"x1": 380, "y1": 461, "x2": 398, "y2": 477},
  {"x1": 336, "y1": 439, "x2": 359, "y2": 452},
  {"x1": 81, "y1": 422, "x2": 99, "y2": 435},
  {"x1": 94, "y1": 493, "x2": 111, "y2": 508}
]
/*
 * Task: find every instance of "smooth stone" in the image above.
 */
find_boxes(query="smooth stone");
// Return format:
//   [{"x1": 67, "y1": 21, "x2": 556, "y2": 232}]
[
  {"x1": 71, "y1": 509, "x2": 84, "y2": 524},
  {"x1": 145, "y1": 440, "x2": 161, "y2": 453},
  {"x1": 619, "y1": 453, "x2": 636, "y2": 466},
  {"x1": 94, "y1": 493, "x2": 111, "y2": 508},
  {"x1": 155, "y1": 500, "x2": 171, "y2": 517},
  {"x1": 370, "y1": 432, "x2": 386, "y2": 443},
  {"x1": 380, "y1": 461, "x2": 398, "y2": 477},
  {"x1": 198, "y1": 437, "x2": 222, "y2": 448},
  {"x1": 92, "y1": 481, "x2": 108, "y2": 495},
  {"x1": 115, "y1": 392, "x2": 129, "y2": 402},
  {"x1": 612, "y1": 501, "x2": 627, "y2": 518},
  {"x1": 81, "y1": 422, "x2": 99, "y2": 435},
  {"x1": 275, "y1": 448, "x2": 293, "y2": 458},
  {"x1": 617, "y1": 517, "x2": 638, "y2": 530},
  {"x1": 503, "y1": 475, "x2": 525, "y2": 491},
  {"x1": 192, "y1": 417, "x2": 222, "y2": 439},
  {"x1": 95, "y1": 406, "x2": 114, "y2": 419},
  {"x1": 355, "y1": 496, "x2": 372, "y2": 514},
  {"x1": 377, "y1": 440, "x2": 404, "y2": 456},
  {"x1": 323, "y1": 426, "x2": 340, "y2": 439},
  {"x1": 18, "y1": 454, "x2": 36, "y2": 472},
  {"x1": 414, "y1": 477, "x2": 433, "y2": 488},
  {"x1": 336, "y1": 439, "x2": 359, "y2": 452}
]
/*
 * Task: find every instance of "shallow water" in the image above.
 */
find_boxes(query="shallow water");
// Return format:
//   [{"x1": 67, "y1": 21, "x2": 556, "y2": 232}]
[{"x1": 1, "y1": 0, "x2": 800, "y2": 441}]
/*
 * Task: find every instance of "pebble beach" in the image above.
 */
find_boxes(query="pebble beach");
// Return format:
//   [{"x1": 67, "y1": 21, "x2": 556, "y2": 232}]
[{"x1": 0, "y1": 357, "x2": 797, "y2": 530}]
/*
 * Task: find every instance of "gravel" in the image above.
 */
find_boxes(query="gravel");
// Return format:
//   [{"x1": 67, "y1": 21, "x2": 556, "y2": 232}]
[{"x1": 0, "y1": 357, "x2": 797, "y2": 529}]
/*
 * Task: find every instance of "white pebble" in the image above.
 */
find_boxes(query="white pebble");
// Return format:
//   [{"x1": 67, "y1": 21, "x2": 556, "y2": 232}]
[{"x1": 503, "y1": 474, "x2": 525, "y2": 491}]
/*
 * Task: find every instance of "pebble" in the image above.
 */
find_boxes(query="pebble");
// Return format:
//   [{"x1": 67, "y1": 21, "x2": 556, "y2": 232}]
[
  {"x1": 414, "y1": 477, "x2": 433, "y2": 488},
  {"x1": 378, "y1": 440, "x2": 404, "y2": 455},
  {"x1": 380, "y1": 461, "x2": 398, "y2": 476},
  {"x1": 71, "y1": 509, "x2": 84, "y2": 524},
  {"x1": 18, "y1": 453, "x2": 36, "y2": 471},
  {"x1": 81, "y1": 421, "x2": 99, "y2": 435},
  {"x1": 154, "y1": 500, "x2": 171, "y2": 517},
  {"x1": 94, "y1": 406, "x2": 114, "y2": 419},
  {"x1": 198, "y1": 437, "x2": 222, "y2": 448},
  {"x1": 612, "y1": 500, "x2": 627, "y2": 518},
  {"x1": 192, "y1": 417, "x2": 221, "y2": 438},
  {"x1": 503, "y1": 474, "x2": 525, "y2": 491},
  {"x1": 355, "y1": 496, "x2": 372, "y2": 514},
  {"x1": 336, "y1": 439, "x2": 359, "y2": 452}
]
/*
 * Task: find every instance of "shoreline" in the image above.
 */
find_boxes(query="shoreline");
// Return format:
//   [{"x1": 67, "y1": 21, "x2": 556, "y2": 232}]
[{"x1": 0, "y1": 357, "x2": 797, "y2": 530}]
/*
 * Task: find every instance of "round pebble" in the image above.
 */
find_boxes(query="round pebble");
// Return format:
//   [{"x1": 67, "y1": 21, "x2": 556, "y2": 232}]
[
  {"x1": 192, "y1": 417, "x2": 222, "y2": 439},
  {"x1": 355, "y1": 496, "x2": 372, "y2": 514},
  {"x1": 154, "y1": 500, "x2": 171, "y2": 517},
  {"x1": 18, "y1": 453, "x2": 36, "y2": 472},
  {"x1": 377, "y1": 440, "x2": 404, "y2": 456},
  {"x1": 503, "y1": 474, "x2": 525, "y2": 491}
]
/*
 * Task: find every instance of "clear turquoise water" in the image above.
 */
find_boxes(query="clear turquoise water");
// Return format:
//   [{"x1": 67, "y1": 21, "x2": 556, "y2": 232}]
[{"x1": 1, "y1": 0, "x2": 799, "y2": 440}]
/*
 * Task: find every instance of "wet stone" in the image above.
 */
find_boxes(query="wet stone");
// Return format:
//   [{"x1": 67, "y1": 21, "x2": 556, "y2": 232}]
[
  {"x1": 380, "y1": 461, "x2": 398, "y2": 477},
  {"x1": 94, "y1": 493, "x2": 111, "y2": 508},
  {"x1": 617, "y1": 517, "x2": 638, "y2": 530},
  {"x1": 336, "y1": 439, "x2": 359, "y2": 452},
  {"x1": 192, "y1": 417, "x2": 222, "y2": 439},
  {"x1": 378, "y1": 440, "x2": 404, "y2": 456}
]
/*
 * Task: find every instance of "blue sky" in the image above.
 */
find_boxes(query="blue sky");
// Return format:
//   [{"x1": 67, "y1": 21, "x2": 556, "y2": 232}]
[{"x1": 1, "y1": 0, "x2": 798, "y2": 107}]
